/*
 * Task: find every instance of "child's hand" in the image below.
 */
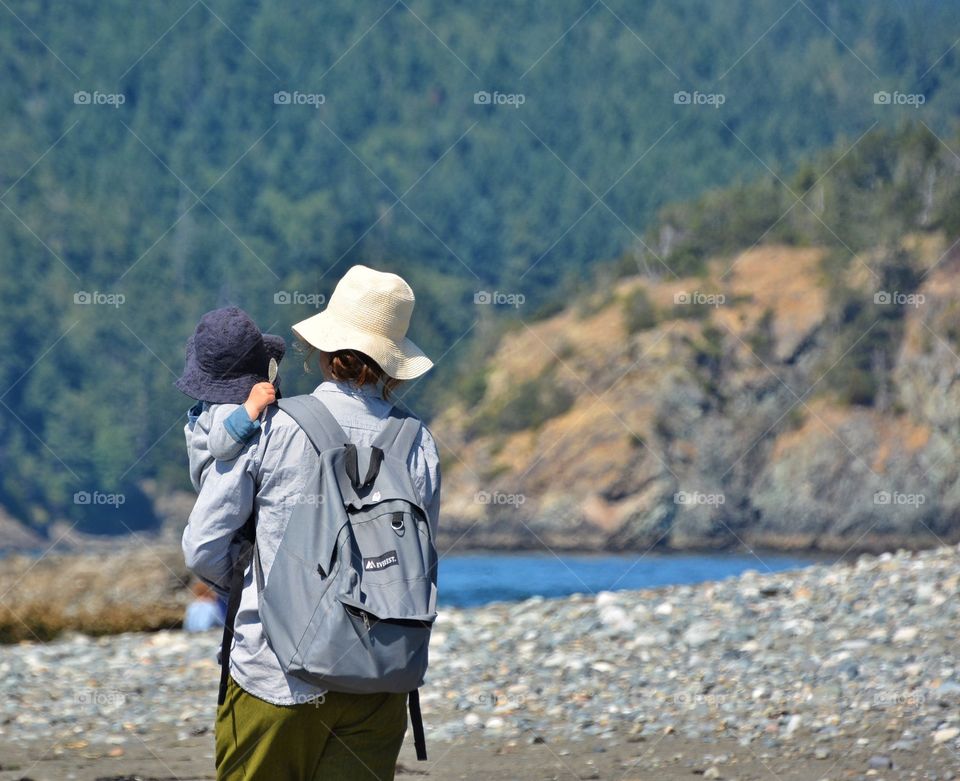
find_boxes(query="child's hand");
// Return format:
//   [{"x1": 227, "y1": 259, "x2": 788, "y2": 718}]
[{"x1": 243, "y1": 382, "x2": 276, "y2": 421}]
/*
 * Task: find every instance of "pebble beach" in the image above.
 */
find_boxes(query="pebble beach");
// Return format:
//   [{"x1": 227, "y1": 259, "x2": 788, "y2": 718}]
[{"x1": 2, "y1": 545, "x2": 959, "y2": 780}]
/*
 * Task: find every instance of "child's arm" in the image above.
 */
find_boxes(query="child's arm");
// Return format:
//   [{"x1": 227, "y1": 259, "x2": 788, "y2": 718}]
[
  {"x1": 182, "y1": 450, "x2": 256, "y2": 593},
  {"x1": 208, "y1": 383, "x2": 276, "y2": 461}
]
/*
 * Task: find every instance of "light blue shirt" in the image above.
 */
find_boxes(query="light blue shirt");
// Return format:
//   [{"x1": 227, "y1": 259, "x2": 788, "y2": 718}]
[
  {"x1": 184, "y1": 599, "x2": 224, "y2": 632},
  {"x1": 181, "y1": 380, "x2": 441, "y2": 705}
]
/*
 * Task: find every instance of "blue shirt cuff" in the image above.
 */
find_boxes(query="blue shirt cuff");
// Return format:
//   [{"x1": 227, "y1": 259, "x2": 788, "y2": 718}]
[{"x1": 223, "y1": 405, "x2": 261, "y2": 444}]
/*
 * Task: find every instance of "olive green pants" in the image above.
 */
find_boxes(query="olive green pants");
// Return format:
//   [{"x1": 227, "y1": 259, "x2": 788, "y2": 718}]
[{"x1": 215, "y1": 676, "x2": 407, "y2": 780}]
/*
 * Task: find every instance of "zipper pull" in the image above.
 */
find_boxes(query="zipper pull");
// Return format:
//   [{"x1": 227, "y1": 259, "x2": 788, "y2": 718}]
[{"x1": 362, "y1": 612, "x2": 371, "y2": 631}]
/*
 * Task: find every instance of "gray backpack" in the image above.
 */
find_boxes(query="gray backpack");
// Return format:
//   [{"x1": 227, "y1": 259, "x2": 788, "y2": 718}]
[{"x1": 251, "y1": 395, "x2": 437, "y2": 759}]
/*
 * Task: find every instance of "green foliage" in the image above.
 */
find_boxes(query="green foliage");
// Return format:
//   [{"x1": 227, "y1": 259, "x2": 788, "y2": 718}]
[
  {"x1": 691, "y1": 325, "x2": 727, "y2": 401},
  {"x1": 471, "y1": 366, "x2": 576, "y2": 437},
  {"x1": 670, "y1": 301, "x2": 714, "y2": 321},
  {"x1": 453, "y1": 365, "x2": 489, "y2": 410},
  {"x1": 498, "y1": 379, "x2": 576, "y2": 434},
  {"x1": 653, "y1": 124, "x2": 960, "y2": 272},
  {"x1": 784, "y1": 406, "x2": 807, "y2": 431},
  {"x1": 622, "y1": 286, "x2": 658, "y2": 334},
  {"x1": 2, "y1": 1, "x2": 960, "y2": 531},
  {"x1": 822, "y1": 248, "x2": 921, "y2": 407},
  {"x1": 748, "y1": 309, "x2": 777, "y2": 362}
]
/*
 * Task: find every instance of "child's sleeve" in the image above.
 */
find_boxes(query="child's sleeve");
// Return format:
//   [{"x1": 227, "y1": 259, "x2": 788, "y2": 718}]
[
  {"x1": 183, "y1": 452, "x2": 256, "y2": 592},
  {"x1": 184, "y1": 403, "x2": 208, "y2": 493},
  {"x1": 208, "y1": 404, "x2": 261, "y2": 461}
]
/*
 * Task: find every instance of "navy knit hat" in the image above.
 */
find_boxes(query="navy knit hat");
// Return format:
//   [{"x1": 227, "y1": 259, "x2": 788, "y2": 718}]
[{"x1": 175, "y1": 306, "x2": 286, "y2": 404}]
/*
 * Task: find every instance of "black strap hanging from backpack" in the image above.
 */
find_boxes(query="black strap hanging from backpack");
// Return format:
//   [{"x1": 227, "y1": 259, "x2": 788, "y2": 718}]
[
  {"x1": 217, "y1": 515, "x2": 257, "y2": 707},
  {"x1": 409, "y1": 689, "x2": 427, "y2": 761}
]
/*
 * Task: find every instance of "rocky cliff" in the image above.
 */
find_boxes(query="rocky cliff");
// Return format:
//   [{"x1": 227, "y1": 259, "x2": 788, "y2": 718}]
[{"x1": 435, "y1": 235, "x2": 960, "y2": 553}]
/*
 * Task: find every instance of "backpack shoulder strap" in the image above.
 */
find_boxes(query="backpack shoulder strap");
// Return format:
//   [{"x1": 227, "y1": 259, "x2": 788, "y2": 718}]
[
  {"x1": 371, "y1": 414, "x2": 406, "y2": 451},
  {"x1": 277, "y1": 395, "x2": 351, "y2": 453},
  {"x1": 374, "y1": 413, "x2": 423, "y2": 461}
]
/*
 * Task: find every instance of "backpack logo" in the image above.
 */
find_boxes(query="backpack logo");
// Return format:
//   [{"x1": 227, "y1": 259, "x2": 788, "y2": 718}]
[{"x1": 363, "y1": 550, "x2": 399, "y2": 571}]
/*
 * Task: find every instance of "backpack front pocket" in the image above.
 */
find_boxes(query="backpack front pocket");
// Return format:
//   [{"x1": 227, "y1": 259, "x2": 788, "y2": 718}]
[
  {"x1": 327, "y1": 594, "x2": 435, "y2": 692},
  {"x1": 349, "y1": 504, "x2": 435, "y2": 616}
]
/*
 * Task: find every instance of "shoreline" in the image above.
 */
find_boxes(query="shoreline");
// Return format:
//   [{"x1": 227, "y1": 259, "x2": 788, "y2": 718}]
[
  {"x1": 2, "y1": 545, "x2": 959, "y2": 780},
  {"x1": 0, "y1": 538, "x2": 927, "y2": 644},
  {"x1": 0, "y1": 530, "x2": 929, "y2": 561},
  {"x1": 2, "y1": 542, "x2": 832, "y2": 643}
]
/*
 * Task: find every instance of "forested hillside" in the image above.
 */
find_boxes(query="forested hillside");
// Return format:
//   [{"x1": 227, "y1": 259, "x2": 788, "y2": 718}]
[{"x1": 2, "y1": 0, "x2": 960, "y2": 534}]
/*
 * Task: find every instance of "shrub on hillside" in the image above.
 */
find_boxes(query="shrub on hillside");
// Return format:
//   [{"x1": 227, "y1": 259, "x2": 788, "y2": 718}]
[{"x1": 622, "y1": 286, "x2": 659, "y2": 333}]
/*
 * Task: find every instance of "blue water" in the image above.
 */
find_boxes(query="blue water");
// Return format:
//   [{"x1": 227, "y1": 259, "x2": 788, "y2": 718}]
[{"x1": 437, "y1": 552, "x2": 825, "y2": 607}]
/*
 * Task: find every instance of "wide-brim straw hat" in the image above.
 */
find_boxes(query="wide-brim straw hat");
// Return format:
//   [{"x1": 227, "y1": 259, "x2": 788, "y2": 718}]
[{"x1": 292, "y1": 265, "x2": 433, "y2": 380}]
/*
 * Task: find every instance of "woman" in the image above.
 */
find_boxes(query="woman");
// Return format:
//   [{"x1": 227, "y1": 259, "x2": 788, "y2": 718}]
[{"x1": 182, "y1": 265, "x2": 441, "y2": 780}]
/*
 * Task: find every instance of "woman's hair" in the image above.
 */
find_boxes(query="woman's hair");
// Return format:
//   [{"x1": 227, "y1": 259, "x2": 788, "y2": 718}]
[{"x1": 299, "y1": 342, "x2": 401, "y2": 400}]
